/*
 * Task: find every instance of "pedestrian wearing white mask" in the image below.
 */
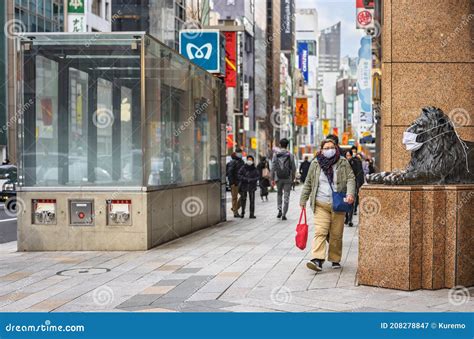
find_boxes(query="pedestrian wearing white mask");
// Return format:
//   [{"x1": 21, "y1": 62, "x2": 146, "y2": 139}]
[
  {"x1": 238, "y1": 155, "x2": 259, "y2": 219},
  {"x1": 300, "y1": 139, "x2": 356, "y2": 272}
]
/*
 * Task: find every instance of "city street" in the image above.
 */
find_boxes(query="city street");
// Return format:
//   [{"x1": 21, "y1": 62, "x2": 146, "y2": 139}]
[
  {"x1": 0, "y1": 204, "x2": 16, "y2": 244},
  {"x1": 0, "y1": 186, "x2": 470, "y2": 313}
]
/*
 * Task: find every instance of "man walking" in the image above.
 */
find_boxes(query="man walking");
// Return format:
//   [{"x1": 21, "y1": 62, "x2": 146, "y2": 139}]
[
  {"x1": 271, "y1": 138, "x2": 296, "y2": 221},
  {"x1": 226, "y1": 148, "x2": 244, "y2": 217}
]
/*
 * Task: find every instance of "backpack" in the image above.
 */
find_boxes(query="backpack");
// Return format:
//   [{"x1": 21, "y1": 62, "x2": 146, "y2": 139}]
[
  {"x1": 262, "y1": 167, "x2": 270, "y2": 179},
  {"x1": 275, "y1": 154, "x2": 292, "y2": 179}
]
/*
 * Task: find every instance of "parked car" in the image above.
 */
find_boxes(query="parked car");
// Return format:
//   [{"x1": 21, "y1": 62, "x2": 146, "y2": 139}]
[{"x1": 0, "y1": 165, "x2": 18, "y2": 212}]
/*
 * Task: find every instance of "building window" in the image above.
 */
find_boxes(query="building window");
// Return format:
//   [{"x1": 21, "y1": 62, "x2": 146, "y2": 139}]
[
  {"x1": 91, "y1": 0, "x2": 102, "y2": 17},
  {"x1": 105, "y1": 2, "x2": 109, "y2": 20}
]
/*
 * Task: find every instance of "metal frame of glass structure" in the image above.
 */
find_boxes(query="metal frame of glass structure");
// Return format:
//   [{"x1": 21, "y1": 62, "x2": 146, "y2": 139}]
[{"x1": 16, "y1": 32, "x2": 223, "y2": 192}]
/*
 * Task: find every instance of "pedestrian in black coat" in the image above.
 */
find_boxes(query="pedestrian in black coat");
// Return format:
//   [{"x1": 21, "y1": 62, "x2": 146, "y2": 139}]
[
  {"x1": 299, "y1": 156, "x2": 311, "y2": 183},
  {"x1": 226, "y1": 150, "x2": 245, "y2": 217},
  {"x1": 256, "y1": 156, "x2": 271, "y2": 201},
  {"x1": 238, "y1": 155, "x2": 259, "y2": 218},
  {"x1": 344, "y1": 149, "x2": 364, "y2": 226}
]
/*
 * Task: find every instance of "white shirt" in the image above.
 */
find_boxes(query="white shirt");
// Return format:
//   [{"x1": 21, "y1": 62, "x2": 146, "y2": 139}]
[{"x1": 316, "y1": 165, "x2": 337, "y2": 204}]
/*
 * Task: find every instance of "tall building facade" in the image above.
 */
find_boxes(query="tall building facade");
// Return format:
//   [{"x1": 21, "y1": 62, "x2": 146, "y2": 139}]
[
  {"x1": 318, "y1": 22, "x2": 341, "y2": 87},
  {"x1": 318, "y1": 22, "x2": 341, "y2": 139},
  {"x1": 209, "y1": 0, "x2": 256, "y2": 154},
  {"x1": 0, "y1": 1, "x2": 6, "y2": 160},
  {"x1": 265, "y1": 0, "x2": 281, "y2": 150},
  {"x1": 112, "y1": 0, "x2": 186, "y2": 50},
  {"x1": 295, "y1": 7, "x2": 318, "y2": 151},
  {"x1": 254, "y1": 0, "x2": 268, "y2": 157}
]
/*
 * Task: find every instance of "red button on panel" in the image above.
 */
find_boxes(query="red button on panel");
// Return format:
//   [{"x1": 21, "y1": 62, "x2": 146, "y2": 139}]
[{"x1": 78, "y1": 212, "x2": 85, "y2": 219}]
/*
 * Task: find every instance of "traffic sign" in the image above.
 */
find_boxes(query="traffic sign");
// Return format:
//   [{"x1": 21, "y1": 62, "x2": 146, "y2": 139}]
[{"x1": 179, "y1": 30, "x2": 221, "y2": 73}]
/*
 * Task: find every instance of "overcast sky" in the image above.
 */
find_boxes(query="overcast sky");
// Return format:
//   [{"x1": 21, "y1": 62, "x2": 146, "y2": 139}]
[{"x1": 296, "y1": 0, "x2": 365, "y2": 57}]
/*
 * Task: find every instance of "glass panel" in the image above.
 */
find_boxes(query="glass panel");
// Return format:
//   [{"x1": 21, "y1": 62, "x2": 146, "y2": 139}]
[
  {"x1": 35, "y1": 55, "x2": 59, "y2": 185},
  {"x1": 96, "y1": 78, "x2": 113, "y2": 184},
  {"x1": 145, "y1": 37, "x2": 221, "y2": 187},
  {"x1": 20, "y1": 35, "x2": 142, "y2": 187},
  {"x1": 68, "y1": 68, "x2": 89, "y2": 185},
  {"x1": 37, "y1": 0, "x2": 44, "y2": 16},
  {"x1": 45, "y1": 0, "x2": 52, "y2": 20}
]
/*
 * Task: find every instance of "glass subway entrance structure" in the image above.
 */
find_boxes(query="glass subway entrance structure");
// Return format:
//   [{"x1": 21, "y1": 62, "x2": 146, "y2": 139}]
[{"x1": 16, "y1": 33, "x2": 226, "y2": 250}]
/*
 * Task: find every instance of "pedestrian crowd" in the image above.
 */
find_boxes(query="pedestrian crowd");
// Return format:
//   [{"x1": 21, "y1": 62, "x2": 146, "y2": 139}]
[{"x1": 226, "y1": 135, "x2": 375, "y2": 273}]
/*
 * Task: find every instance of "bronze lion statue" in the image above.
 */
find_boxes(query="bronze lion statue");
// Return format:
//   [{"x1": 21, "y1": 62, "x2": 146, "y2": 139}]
[{"x1": 367, "y1": 106, "x2": 474, "y2": 185}]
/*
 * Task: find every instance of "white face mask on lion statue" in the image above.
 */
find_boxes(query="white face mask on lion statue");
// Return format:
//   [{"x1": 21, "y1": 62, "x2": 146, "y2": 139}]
[{"x1": 367, "y1": 106, "x2": 473, "y2": 185}]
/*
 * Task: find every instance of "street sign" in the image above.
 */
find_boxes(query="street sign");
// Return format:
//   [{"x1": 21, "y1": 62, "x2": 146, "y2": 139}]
[
  {"x1": 180, "y1": 30, "x2": 221, "y2": 73},
  {"x1": 68, "y1": 0, "x2": 85, "y2": 13},
  {"x1": 356, "y1": 0, "x2": 375, "y2": 29}
]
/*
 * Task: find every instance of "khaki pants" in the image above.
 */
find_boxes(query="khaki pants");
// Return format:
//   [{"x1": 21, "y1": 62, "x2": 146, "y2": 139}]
[
  {"x1": 311, "y1": 201, "x2": 345, "y2": 263},
  {"x1": 231, "y1": 184, "x2": 241, "y2": 213}
]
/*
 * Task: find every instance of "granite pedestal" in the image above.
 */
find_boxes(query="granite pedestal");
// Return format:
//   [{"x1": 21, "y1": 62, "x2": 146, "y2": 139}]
[{"x1": 358, "y1": 184, "x2": 473, "y2": 291}]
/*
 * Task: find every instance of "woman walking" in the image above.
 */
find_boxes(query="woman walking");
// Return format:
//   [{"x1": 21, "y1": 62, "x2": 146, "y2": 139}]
[
  {"x1": 299, "y1": 139, "x2": 356, "y2": 272},
  {"x1": 257, "y1": 156, "x2": 271, "y2": 201}
]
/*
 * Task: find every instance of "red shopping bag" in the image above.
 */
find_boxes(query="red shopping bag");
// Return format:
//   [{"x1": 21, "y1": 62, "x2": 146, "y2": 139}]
[{"x1": 295, "y1": 208, "x2": 308, "y2": 250}]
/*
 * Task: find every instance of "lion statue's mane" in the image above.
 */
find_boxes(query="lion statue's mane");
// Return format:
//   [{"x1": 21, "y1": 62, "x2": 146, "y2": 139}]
[{"x1": 367, "y1": 106, "x2": 474, "y2": 185}]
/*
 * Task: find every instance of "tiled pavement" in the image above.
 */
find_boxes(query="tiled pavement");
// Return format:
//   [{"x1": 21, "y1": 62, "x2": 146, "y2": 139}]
[{"x1": 0, "y1": 186, "x2": 472, "y2": 313}]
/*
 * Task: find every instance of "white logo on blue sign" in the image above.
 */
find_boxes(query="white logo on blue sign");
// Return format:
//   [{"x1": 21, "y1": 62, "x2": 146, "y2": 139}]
[{"x1": 180, "y1": 30, "x2": 220, "y2": 73}]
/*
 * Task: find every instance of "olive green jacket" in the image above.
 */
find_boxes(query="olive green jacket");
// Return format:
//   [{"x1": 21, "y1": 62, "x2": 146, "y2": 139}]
[{"x1": 299, "y1": 157, "x2": 356, "y2": 210}]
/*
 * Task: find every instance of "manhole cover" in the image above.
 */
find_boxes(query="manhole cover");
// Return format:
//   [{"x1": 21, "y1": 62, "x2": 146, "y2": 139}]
[{"x1": 56, "y1": 267, "x2": 110, "y2": 276}]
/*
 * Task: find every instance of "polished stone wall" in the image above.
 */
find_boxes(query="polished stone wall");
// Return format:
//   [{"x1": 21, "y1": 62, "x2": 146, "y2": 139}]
[
  {"x1": 380, "y1": 0, "x2": 473, "y2": 171},
  {"x1": 358, "y1": 185, "x2": 474, "y2": 290}
]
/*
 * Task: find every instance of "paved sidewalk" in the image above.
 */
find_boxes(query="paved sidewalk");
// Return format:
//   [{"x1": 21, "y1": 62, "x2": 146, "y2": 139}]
[{"x1": 0, "y1": 186, "x2": 471, "y2": 312}]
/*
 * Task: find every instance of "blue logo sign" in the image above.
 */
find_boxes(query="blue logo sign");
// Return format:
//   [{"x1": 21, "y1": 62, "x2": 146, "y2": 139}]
[
  {"x1": 297, "y1": 41, "x2": 309, "y2": 83},
  {"x1": 179, "y1": 30, "x2": 221, "y2": 73}
]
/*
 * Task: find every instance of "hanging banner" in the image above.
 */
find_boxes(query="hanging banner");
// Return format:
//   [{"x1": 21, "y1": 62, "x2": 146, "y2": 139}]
[
  {"x1": 295, "y1": 98, "x2": 308, "y2": 127},
  {"x1": 356, "y1": 0, "x2": 375, "y2": 29},
  {"x1": 357, "y1": 36, "x2": 373, "y2": 124},
  {"x1": 280, "y1": 0, "x2": 294, "y2": 51},
  {"x1": 322, "y1": 119, "x2": 330, "y2": 137},
  {"x1": 297, "y1": 41, "x2": 309, "y2": 83},
  {"x1": 224, "y1": 31, "x2": 237, "y2": 88}
]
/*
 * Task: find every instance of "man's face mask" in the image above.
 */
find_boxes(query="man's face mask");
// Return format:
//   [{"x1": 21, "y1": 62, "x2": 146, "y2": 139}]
[{"x1": 402, "y1": 121, "x2": 452, "y2": 152}]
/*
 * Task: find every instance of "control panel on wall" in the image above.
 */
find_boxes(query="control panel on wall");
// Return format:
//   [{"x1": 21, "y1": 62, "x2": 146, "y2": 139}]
[
  {"x1": 32, "y1": 199, "x2": 57, "y2": 225},
  {"x1": 69, "y1": 200, "x2": 94, "y2": 226},
  {"x1": 107, "y1": 200, "x2": 132, "y2": 226}
]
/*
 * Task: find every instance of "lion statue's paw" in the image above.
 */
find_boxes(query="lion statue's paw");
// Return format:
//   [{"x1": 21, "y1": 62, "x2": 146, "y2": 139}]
[
  {"x1": 383, "y1": 171, "x2": 406, "y2": 185},
  {"x1": 366, "y1": 171, "x2": 390, "y2": 184}
]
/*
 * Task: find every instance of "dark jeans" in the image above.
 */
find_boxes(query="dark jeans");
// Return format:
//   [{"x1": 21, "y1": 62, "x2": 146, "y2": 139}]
[
  {"x1": 240, "y1": 190, "x2": 256, "y2": 216},
  {"x1": 345, "y1": 186, "x2": 360, "y2": 224}
]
